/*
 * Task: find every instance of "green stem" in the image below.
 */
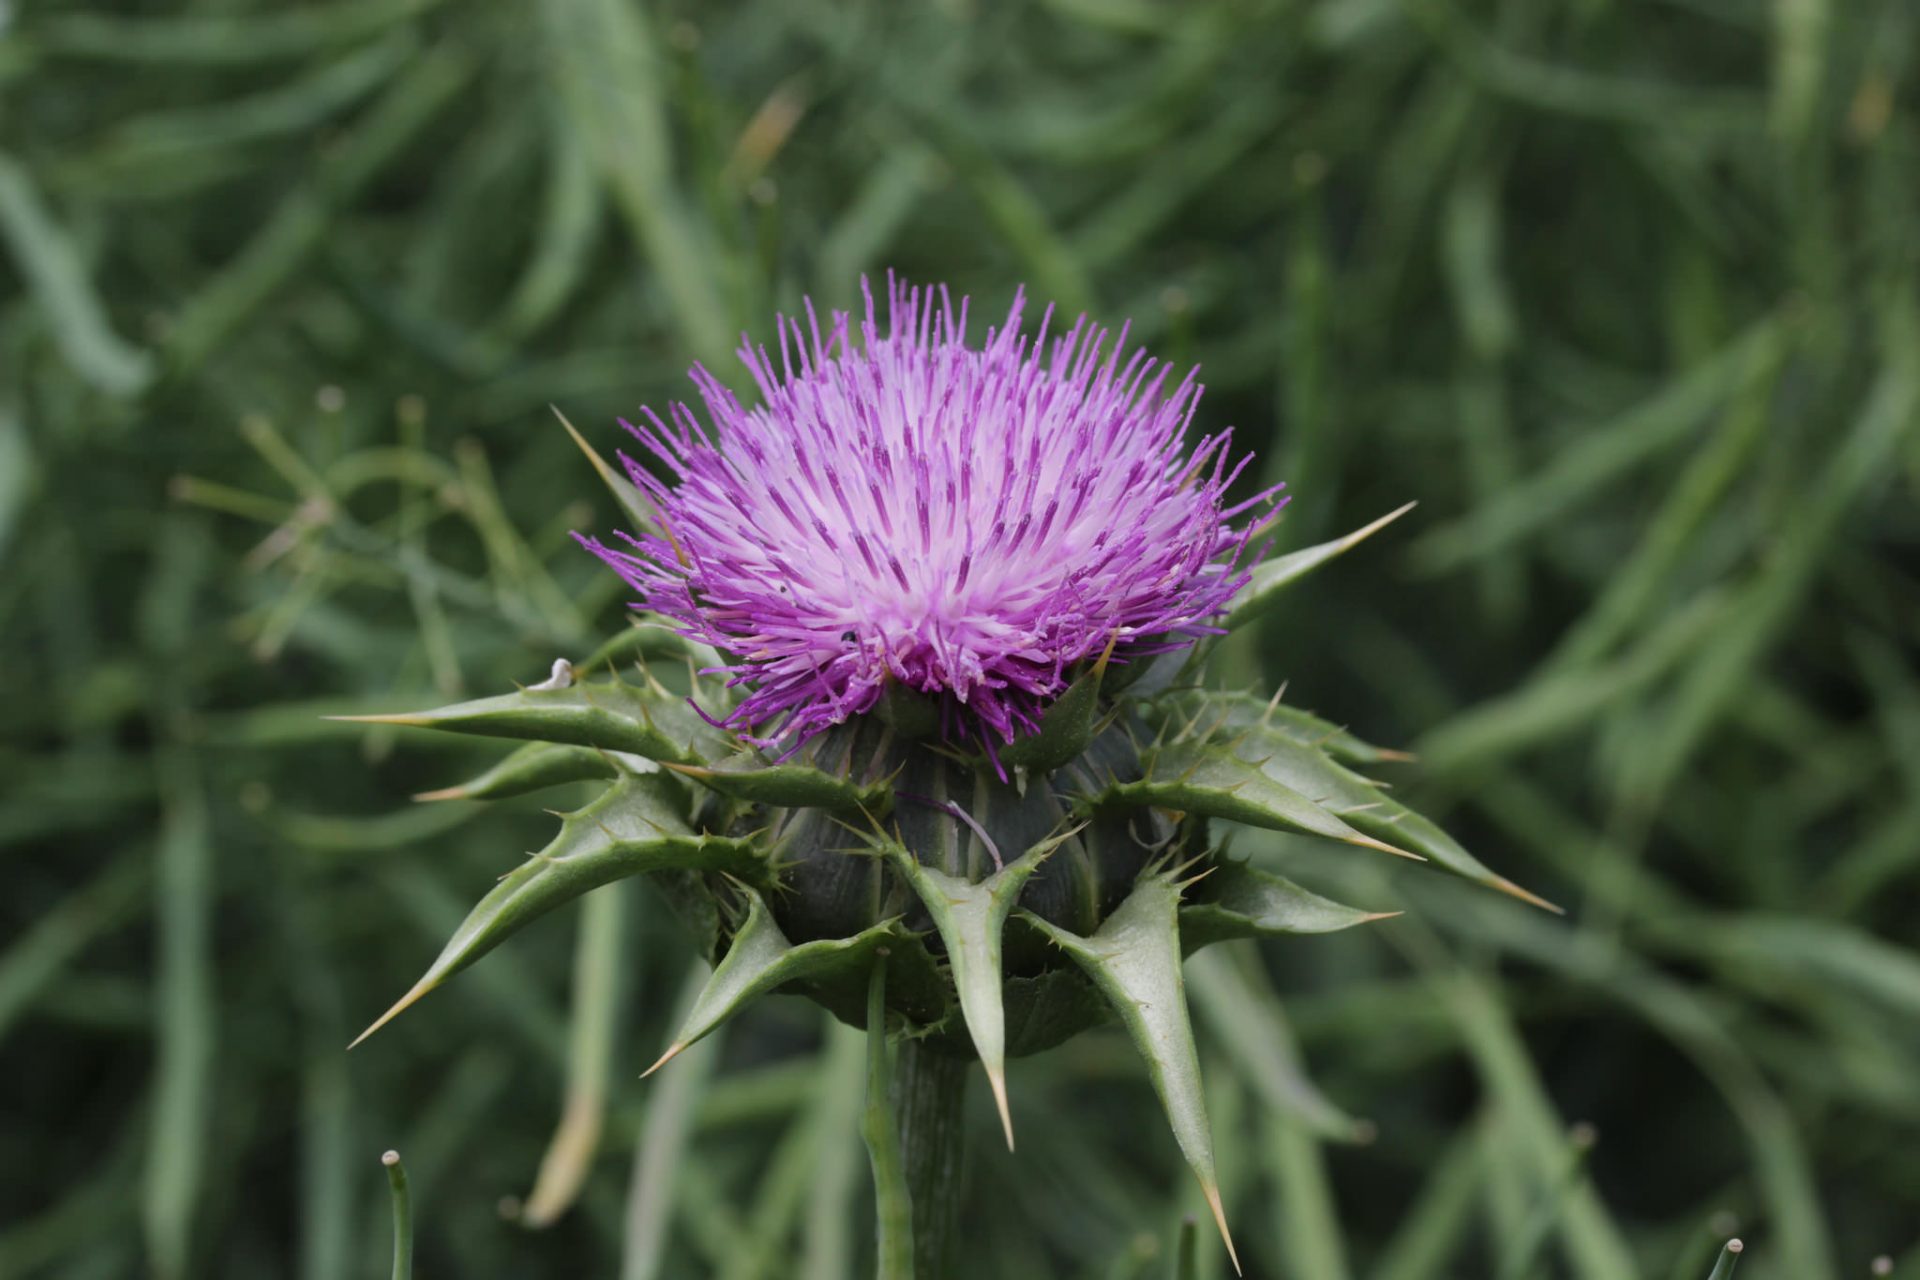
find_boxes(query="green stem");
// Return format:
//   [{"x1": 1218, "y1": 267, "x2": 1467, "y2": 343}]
[
  {"x1": 861, "y1": 961, "x2": 916, "y2": 1280},
  {"x1": 382, "y1": 1150, "x2": 413, "y2": 1280},
  {"x1": 890, "y1": 1037, "x2": 969, "y2": 1280},
  {"x1": 1706, "y1": 1239, "x2": 1744, "y2": 1280}
]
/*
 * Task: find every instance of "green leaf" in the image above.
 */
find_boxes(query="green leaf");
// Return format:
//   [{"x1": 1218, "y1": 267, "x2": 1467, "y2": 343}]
[
  {"x1": 350, "y1": 776, "x2": 763, "y2": 1045},
  {"x1": 1225, "y1": 504, "x2": 1415, "y2": 631},
  {"x1": 1095, "y1": 741, "x2": 1419, "y2": 860},
  {"x1": 0, "y1": 153, "x2": 156, "y2": 398},
  {"x1": 554, "y1": 404, "x2": 660, "y2": 537},
  {"x1": 542, "y1": 0, "x2": 734, "y2": 366},
  {"x1": 1187, "y1": 948, "x2": 1368, "y2": 1143},
  {"x1": 1367, "y1": 801, "x2": 1557, "y2": 911},
  {"x1": 1000, "y1": 655, "x2": 1107, "y2": 773},
  {"x1": 667, "y1": 751, "x2": 892, "y2": 814},
  {"x1": 1154, "y1": 689, "x2": 1410, "y2": 768},
  {"x1": 414, "y1": 741, "x2": 617, "y2": 802},
  {"x1": 1019, "y1": 872, "x2": 1240, "y2": 1273},
  {"x1": 1180, "y1": 861, "x2": 1395, "y2": 952},
  {"x1": 1217, "y1": 719, "x2": 1554, "y2": 909},
  {"x1": 645, "y1": 892, "x2": 937, "y2": 1076},
  {"x1": 623, "y1": 968, "x2": 725, "y2": 1280},
  {"x1": 331, "y1": 676, "x2": 727, "y2": 764},
  {"x1": 884, "y1": 838, "x2": 1061, "y2": 1149},
  {"x1": 1173, "y1": 1218, "x2": 1200, "y2": 1280},
  {"x1": 576, "y1": 615, "x2": 723, "y2": 677},
  {"x1": 1159, "y1": 702, "x2": 1556, "y2": 911},
  {"x1": 1706, "y1": 1239, "x2": 1744, "y2": 1280},
  {"x1": 520, "y1": 881, "x2": 628, "y2": 1228}
]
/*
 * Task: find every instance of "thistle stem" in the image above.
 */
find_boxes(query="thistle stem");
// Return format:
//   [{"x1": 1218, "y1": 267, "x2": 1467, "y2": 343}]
[
  {"x1": 890, "y1": 1038, "x2": 970, "y2": 1280},
  {"x1": 862, "y1": 962, "x2": 915, "y2": 1280}
]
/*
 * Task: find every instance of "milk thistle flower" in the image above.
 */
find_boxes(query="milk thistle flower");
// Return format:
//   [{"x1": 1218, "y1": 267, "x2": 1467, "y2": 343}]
[
  {"x1": 341, "y1": 278, "x2": 1544, "y2": 1278},
  {"x1": 578, "y1": 277, "x2": 1276, "y2": 760}
]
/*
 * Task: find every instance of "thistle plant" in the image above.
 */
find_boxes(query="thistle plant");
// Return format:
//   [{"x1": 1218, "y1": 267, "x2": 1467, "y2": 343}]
[{"x1": 341, "y1": 279, "x2": 1547, "y2": 1277}]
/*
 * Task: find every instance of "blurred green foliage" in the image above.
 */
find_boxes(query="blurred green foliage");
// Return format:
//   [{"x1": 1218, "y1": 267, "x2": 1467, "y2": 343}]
[{"x1": 3, "y1": 0, "x2": 1918, "y2": 1277}]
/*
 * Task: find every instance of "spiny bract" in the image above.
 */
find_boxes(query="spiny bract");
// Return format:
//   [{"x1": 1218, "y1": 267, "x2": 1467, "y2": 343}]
[{"x1": 340, "y1": 279, "x2": 1545, "y2": 1267}]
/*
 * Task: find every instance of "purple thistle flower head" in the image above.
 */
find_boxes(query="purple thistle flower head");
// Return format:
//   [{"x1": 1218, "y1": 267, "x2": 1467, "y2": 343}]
[{"x1": 580, "y1": 277, "x2": 1282, "y2": 754}]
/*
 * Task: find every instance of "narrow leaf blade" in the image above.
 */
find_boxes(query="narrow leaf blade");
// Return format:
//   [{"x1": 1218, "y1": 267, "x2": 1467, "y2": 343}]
[
  {"x1": 1188, "y1": 948, "x2": 1368, "y2": 1142},
  {"x1": 667, "y1": 752, "x2": 889, "y2": 814},
  {"x1": 1161, "y1": 699, "x2": 1556, "y2": 911},
  {"x1": 414, "y1": 741, "x2": 618, "y2": 802},
  {"x1": 1226, "y1": 504, "x2": 1415, "y2": 630},
  {"x1": 646, "y1": 895, "x2": 933, "y2": 1076},
  {"x1": 1222, "y1": 721, "x2": 1553, "y2": 908},
  {"x1": 351, "y1": 777, "x2": 761, "y2": 1045},
  {"x1": 1153, "y1": 689, "x2": 1410, "y2": 767},
  {"x1": 884, "y1": 839, "x2": 1057, "y2": 1148},
  {"x1": 1020, "y1": 873, "x2": 1240, "y2": 1273},
  {"x1": 1100, "y1": 743, "x2": 1419, "y2": 860},
  {"x1": 554, "y1": 404, "x2": 658, "y2": 534},
  {"x1": 331, "y1": 678, "x2": 726, "y2": 764},
  {"x1": 1180, "y1": 861, "x2": 1396, "y2": 952}
]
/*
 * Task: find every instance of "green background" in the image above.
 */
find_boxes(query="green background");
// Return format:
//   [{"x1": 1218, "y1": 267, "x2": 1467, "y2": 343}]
[{"x1": 3, "y1": 1, "x2": 1917, "y2": 1277}]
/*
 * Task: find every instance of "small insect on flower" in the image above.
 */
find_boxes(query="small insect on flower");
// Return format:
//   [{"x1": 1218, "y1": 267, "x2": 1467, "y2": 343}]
[{"x1": 578, "y1": 277, "x2": 1283, "y2": 758}]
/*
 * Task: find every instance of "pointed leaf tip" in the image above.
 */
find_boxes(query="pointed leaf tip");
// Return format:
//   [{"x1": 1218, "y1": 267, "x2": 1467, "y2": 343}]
[
  {"x1": 348, "y1": 974, "x2": 437, "y2": 1049},
  {"x1": 361, "y1": 778, "x2": 763, "y2": 1050},
  {"x1": 1227, "y1": 502, "x2": 1417, "y2": 630},
  {"x1": 1490, "y1": 875, "x2": 1561, "y2": 912},
  {"x1": 1180, "y1": 862, "x2": 1396, "y2": 953},
  {"x1": 1019, "y1": 872, "x2": 1232, "y2": 1272},
  {"x1": 640, "y1": 1043, "x2": 685, "y2": 1079},
  {"x1": 1352, "y1": 832, "x2": 1425, "y2": 861},
  {"x1": 555, "y1": 404, "x2": 658, "y2": 533},
  {"x1": 986, "y1": 1066, "x2": 1014, "y2": 1152},
  {"x1": 326, "y1": 681, "x2": 726, "y2": 764},
  {"x1": 1146, "y1": 692, "x2": 1550, "y2": 909},
  {"x1": 884, "y1": 840, "x2": 1054, "y2": 1152},
  {"x1": 1204, "y1": 1182, "x2": 1241, "y2": 1275},
  {"x1": 1098, "y1": 742, "x2": 1401, "y2": 855},
  {"x1": 650, "y1": 892, "x2": 942, "y2": 1076}
]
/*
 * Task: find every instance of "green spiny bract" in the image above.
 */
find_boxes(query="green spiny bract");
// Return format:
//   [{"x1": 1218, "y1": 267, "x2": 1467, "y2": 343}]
[{"x1": 340, "y1": 507, "x2": 1549, "y2": 1262}]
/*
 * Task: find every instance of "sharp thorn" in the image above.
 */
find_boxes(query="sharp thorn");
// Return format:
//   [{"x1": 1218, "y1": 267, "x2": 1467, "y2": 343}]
[
  {"x1": 660, "y1": 761, "x2": 716, "y2": 778},
  {"x1": 641, "y1": 1042, "x2": 686, "y2": 1079},
  {"x1": 986, "y1": 1066, "x2": 1015, "y2": 1151},
  {"x1": 348, "y1": 976, "x2": 437, "y2": 1049},
  {"x1": 1493, "y1": 877, "x2": 1564, "y2": 914},
  {"x1": 1203, "y1": 1181, "x2": 1240, "y2": 1275},
  {"x1": 1352, "y1": 833, "x2": 1425, "y2": 862}
]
